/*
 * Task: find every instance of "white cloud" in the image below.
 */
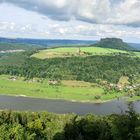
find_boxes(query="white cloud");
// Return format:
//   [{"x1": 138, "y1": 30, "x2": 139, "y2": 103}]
[
  {"x1": 20, "y1": 24, "x2": 32, "y2": 32},
  {"x1": 106, "y1": 0, "x2": 140, "y2": 26},
  {"x1": 0, "y1": 22, "x2": 15, "y2": 30},
  {"x1": 0, "y1": 0, "x2": 140, "y2": 27},
  {"x1": 0, "y1": 2, "x2": 140, "y2": 42}
]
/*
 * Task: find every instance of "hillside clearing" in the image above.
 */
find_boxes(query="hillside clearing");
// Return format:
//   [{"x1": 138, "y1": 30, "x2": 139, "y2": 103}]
[{"x1": 31, "y1": 46, "x2": 129, "y2": 59}]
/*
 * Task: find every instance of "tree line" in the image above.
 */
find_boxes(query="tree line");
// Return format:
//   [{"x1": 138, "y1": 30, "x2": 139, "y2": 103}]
[{"x1": 0, "y1": 54, "x2": 140, "y2": 84}]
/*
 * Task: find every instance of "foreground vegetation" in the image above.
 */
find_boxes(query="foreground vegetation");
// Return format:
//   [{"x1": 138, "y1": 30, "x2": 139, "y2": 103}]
[{"x1": 0, "y1": 106, "x2": 140, "y2": 140}]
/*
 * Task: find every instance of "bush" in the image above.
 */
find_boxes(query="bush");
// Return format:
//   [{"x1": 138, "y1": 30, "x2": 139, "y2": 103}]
[{"x1": 94, "y1": 95, "x2": 101, "y2": 100}]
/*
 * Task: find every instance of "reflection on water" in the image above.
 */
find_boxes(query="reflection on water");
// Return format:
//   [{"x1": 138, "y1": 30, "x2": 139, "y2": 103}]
[{"x1": 0, "y1": 95, "x2": 139, "y2": 115}]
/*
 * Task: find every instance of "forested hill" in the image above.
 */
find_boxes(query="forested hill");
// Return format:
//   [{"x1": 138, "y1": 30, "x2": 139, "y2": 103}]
[
  {"x1": 0, "y1": 42, "x2": 45, "y2": 51},
  {"x1": 0, "y1": 37, "x2": 139, "y2": 51},
  {"x1": 0, "y1": 37, "x2": 96, "y2": 48},
  {"x1": 129, "y1": 43, "x2": 140, "y2": 50},
  {"x1": 95, "y1": 38, "x2": 133, "y2": 51}
]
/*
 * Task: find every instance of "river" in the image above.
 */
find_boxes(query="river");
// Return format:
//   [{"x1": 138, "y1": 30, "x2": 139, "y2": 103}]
[{"x1": 0, "y1": 95, "x2": 139, "y2": 115}]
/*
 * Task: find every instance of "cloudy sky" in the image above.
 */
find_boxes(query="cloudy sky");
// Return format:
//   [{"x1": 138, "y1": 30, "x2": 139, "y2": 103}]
[{"x1": 0, "y1": 0, "x2": 140, "y2": 42}]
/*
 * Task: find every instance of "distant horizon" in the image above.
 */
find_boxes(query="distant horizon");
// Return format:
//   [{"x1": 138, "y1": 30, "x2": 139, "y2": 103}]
[{"x1": 0, "y1": 36, "x2": 140, "y2": 44}]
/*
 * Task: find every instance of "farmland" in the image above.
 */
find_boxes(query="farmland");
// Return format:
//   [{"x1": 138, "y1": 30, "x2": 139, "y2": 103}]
[{"x1": 31, "y1": 46, "x2": 129, "y2": 59}]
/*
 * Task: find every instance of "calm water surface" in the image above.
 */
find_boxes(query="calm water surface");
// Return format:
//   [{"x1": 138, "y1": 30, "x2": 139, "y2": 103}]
[{"x1": 0, "y1": 95, "x2": 139, "y2": 115}]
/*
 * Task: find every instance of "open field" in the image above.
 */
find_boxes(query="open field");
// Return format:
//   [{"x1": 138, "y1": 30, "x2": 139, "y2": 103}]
[
  {"x1": 31, "y1": 46, "x2": 129, "y2": 59},
  {"x1": 0, "y1": 75, "x2": 128, "y2": 102},
  {"x1": 118, "y1": 76, "x2": 130, "y2": 86}
]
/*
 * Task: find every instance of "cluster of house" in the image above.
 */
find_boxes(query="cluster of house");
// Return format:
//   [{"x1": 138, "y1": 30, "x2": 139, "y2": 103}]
[
  {"x1": 48, "y1": 80, "x2": 59, "y2": 85},
  {"x1": 9, "y1": 76, "x2": 17, "y2": 81},
  {"x1": 7, "y1": 76, "x2": 140, "y2": 92},
  {"x1": 109, "y1": 83, "x2": 140, "y2": 91},
  {"x1": 8, "y1": 76, "x2": 60, "y2": 86}
]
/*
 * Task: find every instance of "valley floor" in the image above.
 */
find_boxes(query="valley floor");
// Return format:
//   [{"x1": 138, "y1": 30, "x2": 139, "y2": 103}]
[{"x1": 0, "y1": 75, "x2": 138, "y2": 103}]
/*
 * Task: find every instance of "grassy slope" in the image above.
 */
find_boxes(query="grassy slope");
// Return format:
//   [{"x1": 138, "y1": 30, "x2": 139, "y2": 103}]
[
  {"x1": 31, "y1": 46, "x2": 129, "y2": 59},
  {"x1": 0, "y1": 75, "x2": 127, "y2": 102}
]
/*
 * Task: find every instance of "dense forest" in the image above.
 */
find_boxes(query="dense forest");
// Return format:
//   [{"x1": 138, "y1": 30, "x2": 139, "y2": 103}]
[
  {"x1": 0, "y1": 106, "x2": 140, "y2": 140},
  {"x1": 0, "y1": 52, "x2": 140, "y2": 84}
]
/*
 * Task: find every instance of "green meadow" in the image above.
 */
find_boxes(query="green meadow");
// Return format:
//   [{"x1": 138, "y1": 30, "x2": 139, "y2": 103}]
[{"x1": 0, "y1": 75, "x2": 127, "y2": 102}]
